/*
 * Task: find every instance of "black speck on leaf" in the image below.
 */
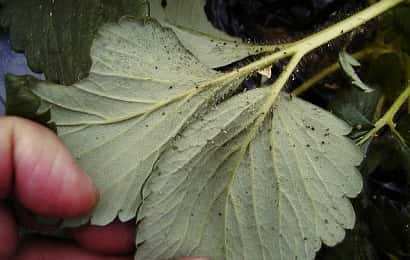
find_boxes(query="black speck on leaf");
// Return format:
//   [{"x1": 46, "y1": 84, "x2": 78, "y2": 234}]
[{"x1": 161, "y1": 0, "x2": 167, "y2": 8}]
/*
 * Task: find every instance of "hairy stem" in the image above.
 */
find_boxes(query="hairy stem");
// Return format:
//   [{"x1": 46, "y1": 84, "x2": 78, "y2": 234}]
[
  {"x1": 219, "y1": 0, "x2": 405, "y2": 91},
  {"x1": 290, "y1": 0, "x2": 404, "y2": 54}
]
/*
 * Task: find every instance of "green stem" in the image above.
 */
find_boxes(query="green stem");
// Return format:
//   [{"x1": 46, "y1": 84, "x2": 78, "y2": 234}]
[
  {"x1": 243, "y1": 53, "x2": 305, "y2": 148},
  {"x1": 373, "y1": 95, "x2": 386, "y2": 122},
  {"x1": 358, "y1": 83, "x2": 410, "y2": 145},
  {"x1": 264, "y1": 53, "x2": 306, "y2": 110},
  {"x1": 408, "y1": 95, "x2": 410, "y2": 113}
]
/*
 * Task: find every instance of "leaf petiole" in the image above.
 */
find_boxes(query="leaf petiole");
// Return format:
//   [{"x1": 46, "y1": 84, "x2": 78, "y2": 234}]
[{"x1": 358, "y1": 83, "x2": 410, "y2": 145}]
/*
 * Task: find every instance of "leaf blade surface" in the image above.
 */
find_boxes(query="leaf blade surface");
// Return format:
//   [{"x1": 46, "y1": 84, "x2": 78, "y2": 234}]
[
  {"x1": 149, "y1": 0, "x2": 274, "y2": 68},
  {"x1": 136, "y1": 94, "x2": 363, "y2": 260},
  {"x1": 5, "y1": 18, "x2": 364, "y2": 259},
  {"x1": 23, "y1": 19, "x2": 247, "y2": 226}
]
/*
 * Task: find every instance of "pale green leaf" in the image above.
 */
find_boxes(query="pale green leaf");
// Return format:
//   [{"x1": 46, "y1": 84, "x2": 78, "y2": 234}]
[
  {"x1": 136, "y1": 94, "x2": 363, "y2": 260},
  {"x1": 25, "y1": 18, "x2": 252, "y2": 226},
  {"x1": 339, "y1": 50, "x2": 374, "y2": 93},
  {"x1": 149, "y1": 0, "x2": 275, "y2": 68}
]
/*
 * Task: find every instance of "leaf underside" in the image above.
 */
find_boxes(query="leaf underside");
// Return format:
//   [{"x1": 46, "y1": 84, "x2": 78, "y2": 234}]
[
  {"x1": 149, "y1": 0, "x2": 273, "y2": 68},
  {"x1": 30, "y1": 18, "x2": 248, "y2": 226},
  {"x1": 6, "y1": 18, "x2": 363, "y2": 260},
  {"x1": 136, "y1": 93, "x2": 363, "y2": 260}
]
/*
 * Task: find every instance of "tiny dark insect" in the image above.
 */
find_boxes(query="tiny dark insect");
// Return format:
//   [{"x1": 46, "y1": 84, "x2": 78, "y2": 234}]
[{"x1": 161, "y1": 0, "x2": 167, "y2": 8}]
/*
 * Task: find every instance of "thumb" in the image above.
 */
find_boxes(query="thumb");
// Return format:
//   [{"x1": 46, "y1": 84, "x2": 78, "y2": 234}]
[{"x1": 0, "y1": 117, "x2": 98, "y2": 217}]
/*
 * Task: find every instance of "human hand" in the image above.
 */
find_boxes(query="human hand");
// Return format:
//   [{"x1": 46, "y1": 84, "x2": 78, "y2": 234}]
[{"x1": 0, "y1": 116, "x2": 208, "y2": 260}]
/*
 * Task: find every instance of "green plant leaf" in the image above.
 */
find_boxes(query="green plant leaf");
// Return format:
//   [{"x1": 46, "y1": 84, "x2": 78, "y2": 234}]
[
  {"x1": 0, "y1": 0, "x2": 146, "y2": 84},
  {"x1": 5, "y1": 16, "x2": 364, "y2": 260},
  {"x1": 5, "y1": 74, "x2": 53, "y2": 127},
  {"x1": 329, "y1": 87, "x2": 381, "y2": 131},
  {"x1": 6, "y1": 18, "x2": 260, "y2": 226},
  {"x1": 148, "y1": 0, "x2": 276, "y2": 68},
  {"x1": 339, "y1": 50, "x2": 374, "y2": 93},
  {"x1": 136, "y1": 93, "x2": 363, "y2": 260}
]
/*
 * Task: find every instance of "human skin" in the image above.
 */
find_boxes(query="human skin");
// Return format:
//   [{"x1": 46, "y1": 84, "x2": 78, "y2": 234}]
[{"x1": 0, "y1": 116, "x2": 207, "y2": 260}]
